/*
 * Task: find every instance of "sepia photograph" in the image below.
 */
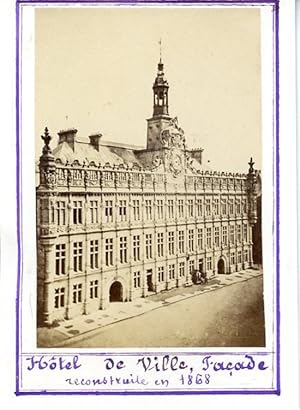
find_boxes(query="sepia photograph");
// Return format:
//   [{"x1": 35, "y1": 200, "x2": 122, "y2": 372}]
[{"x1": 35, "y1": 6, "x2": 264, "y2": 348}]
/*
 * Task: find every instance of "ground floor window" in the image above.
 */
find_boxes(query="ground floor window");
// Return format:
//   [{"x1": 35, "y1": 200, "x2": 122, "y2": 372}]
[
  {"x1": 244, "y1": 249, "x2": 248, "y2": 262},
  {"x1": 207, "y1": 256, "x2": 212, "y2": 271},
  {"x1": 231, "y1": 252, "x2": 235, "y2": 265},
  {"x1": 238, "y1": 250, "x2": 242, "y2": 264},
  {"x1": 133, "y1": 271, "x2": 141, "y2": 288},
  {"x1": 54, "y1": 287, "x2": 65, "y2": 308},
  {"x1": 169, "y1": 264, "x2": 175, "y2": 280},
  {"x1": 158, "y1": 266, "x2": 164, "y2": 282},
  {"x1": 73, "y1": 283, "x2": 82, "y2": 304},
  {"x1": 89, "y1": 280, "x2": 99, "y2": 299},
  {"x1": 179, "y1": 262, "x2": 185, "y2": 277},
  {"x1": 189, "y1": 260, "x2": 195, "y2": 274}
]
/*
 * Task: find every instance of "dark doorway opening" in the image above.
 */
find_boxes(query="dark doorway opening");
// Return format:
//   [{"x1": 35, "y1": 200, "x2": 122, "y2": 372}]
[
  {"x1": 109, "y1": 281, "x2": 123, "y2": 302},
  {"x1": 217, "y1": 258, "x2": 225, "y2": 274},
  {"x1": 146, "y1": 270, "x2": 154, "y2": 292}
]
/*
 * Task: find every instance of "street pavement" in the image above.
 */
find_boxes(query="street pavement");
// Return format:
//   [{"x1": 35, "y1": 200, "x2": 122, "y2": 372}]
[{"x1": 38, "y1": 268, "x2": 263, "y2": 348}]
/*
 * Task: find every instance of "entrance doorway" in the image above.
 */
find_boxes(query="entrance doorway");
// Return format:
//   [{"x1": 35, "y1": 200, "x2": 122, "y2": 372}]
[
  {"x1": 146, "y1": 269, "x2": 154, "y2": 292},
  {"x1": 217, "y1": 258, "x2": 225, "y2": 274},
  {"x1": 109, "y1": 281, "x2": 123, "y2": 302}
]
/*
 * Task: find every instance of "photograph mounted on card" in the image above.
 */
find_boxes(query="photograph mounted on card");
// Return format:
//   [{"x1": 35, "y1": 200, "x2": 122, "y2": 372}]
[{"x1": 16, "y1": 1, "x2": 279, "y2": 395}]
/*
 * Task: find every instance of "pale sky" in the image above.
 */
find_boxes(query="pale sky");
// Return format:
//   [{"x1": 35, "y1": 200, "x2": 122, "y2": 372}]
[{"x1": 35, "y1": 6, "x2": 261, "y2": 172}]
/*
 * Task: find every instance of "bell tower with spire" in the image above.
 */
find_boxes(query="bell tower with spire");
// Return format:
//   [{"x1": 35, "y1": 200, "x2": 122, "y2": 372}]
[{"x1": 146, "y1": 40, "x2": 172, "y2": 150}]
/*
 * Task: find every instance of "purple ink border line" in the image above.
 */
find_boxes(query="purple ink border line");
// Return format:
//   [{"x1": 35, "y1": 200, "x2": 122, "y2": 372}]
[{"x1": 15, "y1": 0, "x2": 280, "y2": 396}]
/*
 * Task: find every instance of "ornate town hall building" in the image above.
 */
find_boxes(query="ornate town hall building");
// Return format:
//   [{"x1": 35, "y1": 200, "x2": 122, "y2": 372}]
[{"x1": 37, "y1": 58, "x2": 260, "y2": 325}]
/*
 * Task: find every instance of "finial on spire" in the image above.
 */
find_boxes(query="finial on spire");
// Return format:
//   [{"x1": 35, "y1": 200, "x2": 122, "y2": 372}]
[
  {"x1": 159, "y1": 38, "x2": 162, "y2": 63},
  {"x1": 248, "y1": 157, "x2": 255, "y2": 173},
  {"x1": 41, "y1": 127, "x2": 53, "y2": 155}
]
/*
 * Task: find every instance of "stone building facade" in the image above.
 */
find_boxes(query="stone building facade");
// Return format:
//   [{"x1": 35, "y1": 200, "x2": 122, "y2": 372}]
[{"x1": 36, "y1": 59, "x2": 260, "y2": 325}]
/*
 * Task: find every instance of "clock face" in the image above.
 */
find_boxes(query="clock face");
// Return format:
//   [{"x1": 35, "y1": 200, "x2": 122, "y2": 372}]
[{"x1": 169, "y1": 150, "x2": 183, "y2": 176}]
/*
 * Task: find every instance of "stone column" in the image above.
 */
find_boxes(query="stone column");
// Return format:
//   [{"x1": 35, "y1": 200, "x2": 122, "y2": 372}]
[{"x1": 43, "y1": 242, "x2": 54, "y2": 325}]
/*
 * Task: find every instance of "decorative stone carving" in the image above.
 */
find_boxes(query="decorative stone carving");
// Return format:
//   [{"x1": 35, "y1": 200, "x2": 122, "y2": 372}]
[
  {"x1": 42, "y1": 170, "x2": 57, "y2": 188},
  {"x1": 151, "y1": 153, "x2": 162, "y2": 170},
  {"x1": 160, "y1": 117, "x2": 185, "y2": 149},
  {"x1": 168, "y1": 149, "x2": 184, "y2": 177}
]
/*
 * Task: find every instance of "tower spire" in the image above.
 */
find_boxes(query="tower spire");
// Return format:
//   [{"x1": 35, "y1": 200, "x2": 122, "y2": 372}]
[
  {"x1": 152, "y1": 43, "x2": 169, "y2": 117},
  {"x1": 146, "y1": 49, "x2": 172, "y2": 150}
]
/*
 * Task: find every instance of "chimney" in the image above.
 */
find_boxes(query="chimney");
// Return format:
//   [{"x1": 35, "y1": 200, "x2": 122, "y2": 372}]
[
  {"x1": 190, "y1": 148, "x2": 204, "y2": 165},
  {"x1": 89, "y1": 133, "x2": 102, "y2": 151},
  {"x1": 58, "y1": 128, "x2": 78, "y2": 151}
]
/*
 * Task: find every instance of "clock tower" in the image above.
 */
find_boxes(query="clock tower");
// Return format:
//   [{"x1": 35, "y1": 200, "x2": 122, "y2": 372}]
[{"x1": 146, "y1": 57, "x2": 172, "y2": 150}]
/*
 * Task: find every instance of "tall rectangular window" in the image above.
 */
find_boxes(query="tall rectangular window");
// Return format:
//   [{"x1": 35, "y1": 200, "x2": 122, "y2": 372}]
[
  {"x1": 188, "y1": 229, "x2": 194, "y2": 252},
  {"x1": 157, "y1": 232, "x2": 164, "y2": 257},
  {"x1": 73, "y1": 242, "x2": 83, "y2": 272},
  {"x1": 133, "y1": 235, "x2": 141, "y2": 262},
  {"x1": 206, "y1": 227, "x2": 212, "y2": 248},
  {"x1": 205, "y1": 198, "x2": 211, "y2": 216},
  {"x1": 56, "y1": 201, "x2": 66, "y2": 226},
  {"x1": 119, "y1": 199, "x2": 127, "y2": 221},
  {"x1": 105, "y1": 238, "x2": 113, "y2": 266},
  {"x1": 229, "y1": 198, "x2": 234, "y2": 215},
  {"x1": 73, "y1": 200, "x2": 82, "y2": 224},
  {"x1": 132, "y1": 199, "x2": 140, "y2": 221},
  {"x1": 237, "y1": 224, "x2": 242, "y2": 243},
  {"x1": 221, "y1": 199, "x2": 227, "y2": 216},
  {"x1": 133, "y1": 271, "x2": 141, "y2": 288},
  {"x1": 189, "y1": 259, "x2": 195, "y2": 274},
  {"x1": 179, "y1": 261, "x2": 185, "y2": 277},
  {"x1": 168, "y1": 231, "x2": 175, "y2": 255},
  {"x1": 90, "y1": 240, "x2": 99, "y2": 269},
  {"x1": 188, "y1": 199, "x2": 194, "y2": 217},
  {"x1": 145, "y1": 199, "x2": 152, "y2": 220},
  {"x1": 55, "y1": 244, "x2": 66, "y2": 275},
  {"x1": 214, "y1": 198, "x2": 219, "y2": 215},
  {"x1": 236, "y1": 198, "x2": 241, "y2": 215},
  {"x1": 145, "y1": 234, "x2": 153, "y2": 259},
  {"x1": 158, "y1": 266, "x2": 164, "y2": 282},
  {"x1": 244, "y1": 249, "x2": 248, "y2": 262},
  {"x1": 196, "y1": 198, "x2": 203, "y2": 217},
  {"x1": 90, "y1": 200, "x2": 98, "y2": 224},
  {"x1": 197, "y1": 228, "x2": 203, "y2": 249},
  {"x1": 230, "y1": 225, "x2": 235, "y2": 244},
  {"x1": 214, "y1": 226, "x2": 220, "y2": 247},
  {"x1": 54, "y1": 287, "x2": 65, "y2": 308},
  {"x1": 178, "y1": 199, "x2": 184, "y2": 218},
  {"x1": 157, "y1": 199, "x2": 164, "y2": 219},
  {"x1": 89, "y1": 280, "x2": 99, "y2": 299},
  {"x1": 222, "y1": 226, "x2": 228, "y2": 246},
  {"x1": 243, "y1": 199, "x2": 247, "y2": 213},
  {"x1": 178, "y1": 230, "x2": 185, "y2": 254},
  {"x1": 207, "y1": 256, "x2": 212, "y2": 271},
  {"x1": 119, "y1": 236, "x2": 128, "y2": 264},
  {"x1": 169, "y1": 264, "x2": 175, "y2": 280},
  {"x1": 231, "y1": 252, "x2": 235, "y2": 265},
  {"x1": 72, "y1": 283, "x2": 82, "y2": 304},
  {"x1": 167, "y1": 199, "x2": 174, "y2": 219},
  {"x1": 238, "y1": 250, "x2": 242, "y2": 263},
  {"x1": 243, "y1": 224, "x2": 248, "y2": 242},
  {"x1": 105, "y1": 200, "x2": 113, "y2": 222}
]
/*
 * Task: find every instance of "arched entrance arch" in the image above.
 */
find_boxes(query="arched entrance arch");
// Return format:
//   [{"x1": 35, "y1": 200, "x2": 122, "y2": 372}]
[
  {"x1": 109, "y1": 281, "x2": 123, "y2": 302},
  {"x1": 217, "y1": 257, "x2": 225, "y2": 274}
]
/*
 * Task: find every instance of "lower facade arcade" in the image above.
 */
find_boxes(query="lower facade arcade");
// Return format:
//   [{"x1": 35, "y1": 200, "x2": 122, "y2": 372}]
[{"x1": 39, "y1": 246, "x2": 252, "y2": 325}]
